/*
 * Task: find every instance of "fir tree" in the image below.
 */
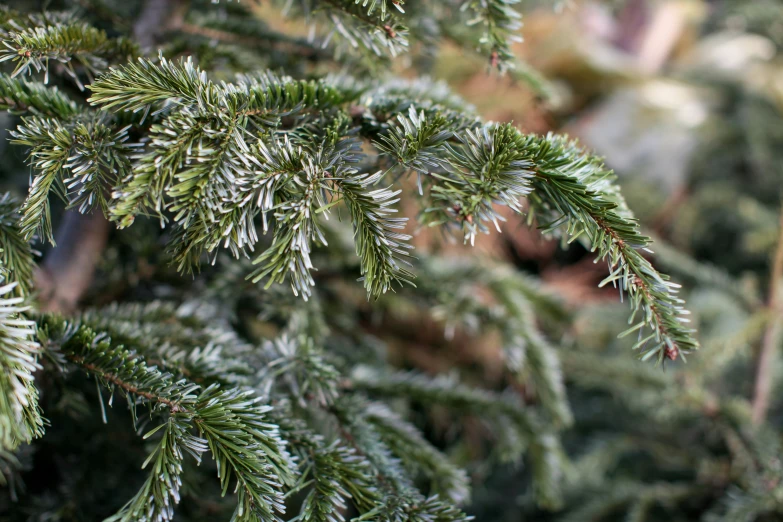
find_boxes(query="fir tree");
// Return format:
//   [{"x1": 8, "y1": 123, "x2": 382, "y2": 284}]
[{"x1": 0, "y1": 1, "x2": 708, "y2": 521}]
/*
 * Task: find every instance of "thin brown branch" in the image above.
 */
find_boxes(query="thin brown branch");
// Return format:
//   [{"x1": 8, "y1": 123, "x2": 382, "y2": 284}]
[
  {"x1": 0, "y1": 97, "x2": 30, "y2": 112},
  {"x1": 68, "y1": 355, "x2": 185, "y2": 413},
  {"x1": 36, "y1": 211, "x2": 110, "y2": 314},
  {"x1": 133, "y1": 0, "x2": 189, "y2": 50},
  {"x1": 751, "y1": 208, "x2": 783, "y2": 425}
]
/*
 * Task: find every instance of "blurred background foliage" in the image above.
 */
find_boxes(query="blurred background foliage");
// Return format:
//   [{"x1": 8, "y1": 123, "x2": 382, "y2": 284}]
[{"x1": 432, "y1": 1, "x2": 783, "y2": 520}]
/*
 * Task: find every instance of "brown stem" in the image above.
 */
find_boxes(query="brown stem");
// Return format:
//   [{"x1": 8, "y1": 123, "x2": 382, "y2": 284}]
[
  {"x1": 36, "y1": 211, "x2": 110, "y2": 313},
  {"x1": 751, "y1": 209, "x2": 783, "y2": 425},
  {"x1": 133, "y1": 0, "x2": 189, "y2": 50},
  {"x1": 0, "y1": 97, "x2": 30, "y2": 112},
  {"x1": 68, "y1": 354, "x2": 185, "y2": 413}
]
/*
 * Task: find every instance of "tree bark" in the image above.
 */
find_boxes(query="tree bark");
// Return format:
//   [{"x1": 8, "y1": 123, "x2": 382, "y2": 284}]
[
  {"x1": 751, "y1": 209, "x2": 783, "y2": 425},
  {"x1": 36, "y1": 212, "x2": 110, "y2": 313},
  {"x1": 133, "y1": 0, "x2": 189, "y2": 50}
]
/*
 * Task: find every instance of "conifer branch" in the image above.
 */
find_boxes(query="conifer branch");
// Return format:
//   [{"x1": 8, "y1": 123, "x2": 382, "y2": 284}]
[
  {"x1": 375, "y1": 108, "x2": 696, "y2": 361},
  {"x1": 86, "y1": 57, "x2": 697, "y2": 358},
  {"x1": 489, "y1": 278, "x2": 572, "y2": 427},
  {"x1": 10, "y1": 113, "x2": 132, "y2": 311},
  {"x1": 459, "y1": 0, "x2": 522, "y2": 70},
  {"x1": 106, "y1": 416, "x2": 207, "y2": 522},
  {"x1": 263, "y1": 335, "x2": 341, "y2": 407},
  {"x1": 0, "y1": 195, "x2": 34, "y2": 298},
  {"x1": 330, "y1": 398, "x2": 473, "y2": 520},
  {"x1": 11, "y1": 116, "x2": 73, "y2": 244},
  {"x1": 402, "y1": 257, "x2": 571, "y2": 426},
  {"x1": 0, "y1": 74, "x2": 80, "y2": 118},
  {"x1": 316, "y1": 0, "x2": 409, "y2": 57},
  {"x1": 272, "y1": 412, "x2": 380, "y2": 520},
  {"x1": 298, "y1": 441, "x2": 378, "y2": 522},
  {"x1": 87, "y1": 55, "x2": 215, "y2": 112},
  {"x1": 340, "y1": 171, "x2": 414, "y2": 297},
  {"x1": 0, "y1": 280, "x2": 43, "y2": 452},
  {"x1": 0, "y1": 198, "x2": 42, "y2": 452},
  {"x1": 365, "y1": 402, "x2": 470, "y2": 504},
  {"x1": 350, "y1": 368, "x2": 564, "y2": 506},
  {"x1": 79, "y1": 301, "x2": 252, "y2": 386},
  {"x1": 44, "y1": 318, "x2": 198, "y2": 414},
  {"x1": 37, "y1": 314, "x2": 297, "y2": 521},
  {"x1": 197, "y1": 385, "x2": 296, "y2": 522},
  {"x1": 0, "y1": 22, "x2": 137, "y2": 89},
  {"x1": 350, "y1": 368, "x2": 540, "y2": 444},
  {"x1": 521, "y1": 133, "x2": 699, "y2": 362}
]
